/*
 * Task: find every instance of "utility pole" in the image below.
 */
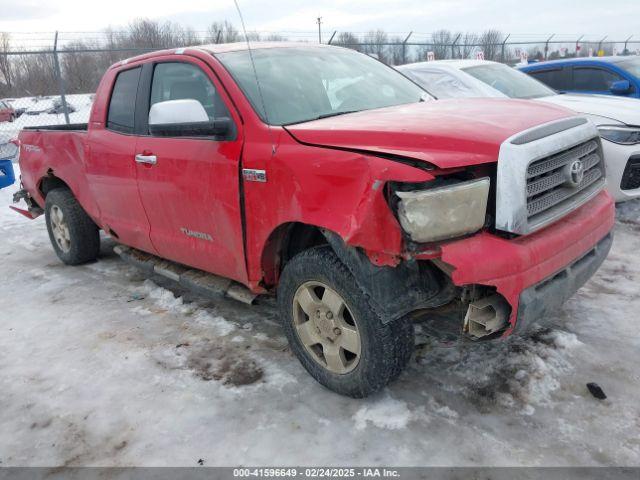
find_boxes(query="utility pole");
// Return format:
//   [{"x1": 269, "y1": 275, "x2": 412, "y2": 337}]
[{"x1": 316, "y1": 17, "x2": 322, "y2": 43}]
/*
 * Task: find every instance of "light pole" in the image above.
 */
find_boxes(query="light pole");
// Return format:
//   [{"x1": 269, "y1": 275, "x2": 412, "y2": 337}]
[{"x1": 317, "y1": 17, "x2": 322, "y2": 43}]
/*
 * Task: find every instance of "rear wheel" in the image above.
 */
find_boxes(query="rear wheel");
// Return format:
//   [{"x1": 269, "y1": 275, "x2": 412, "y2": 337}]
[
  {"x1": 278, "y1": 247, "x2": 414, "y2": 397},
  {"x1": 45, "y1": 188, "x2": 100, "y2": 265}
]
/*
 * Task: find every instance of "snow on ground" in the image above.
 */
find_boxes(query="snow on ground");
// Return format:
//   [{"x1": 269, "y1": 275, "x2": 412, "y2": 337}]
[
  {"x1": 0, "y1": 94, "x2": 93, "y2": 142},
  {"x1": 0, "y1": 169, "x2": 639, "y2": 467}
]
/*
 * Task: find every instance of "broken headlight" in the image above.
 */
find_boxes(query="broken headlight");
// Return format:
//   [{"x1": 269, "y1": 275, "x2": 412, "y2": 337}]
[{"x1": 395, "y1": 177, "x2": 490, "y2": 243}]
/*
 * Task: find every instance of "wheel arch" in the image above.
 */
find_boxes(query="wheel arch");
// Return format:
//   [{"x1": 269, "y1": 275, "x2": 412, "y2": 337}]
[
  {"x1": 39, "y1": 169, "x2": 72, "y2": 198},
  {"x1": 260, "y1": 222, "x2": 332, "y2": 288}
]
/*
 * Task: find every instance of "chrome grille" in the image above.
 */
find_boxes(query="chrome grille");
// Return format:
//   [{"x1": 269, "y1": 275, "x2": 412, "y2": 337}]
[
  {"x1": 495, "y1": 117, "x2": 603, "y2": 236},
  {"x1": 526, "y1": 139, "x2": 604, "y2": 221}
]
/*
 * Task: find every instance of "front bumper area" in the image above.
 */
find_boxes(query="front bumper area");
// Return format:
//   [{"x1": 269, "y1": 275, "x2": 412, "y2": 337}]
[
  {"x1": 515, "y1": 232, "x2": 612, "y2": 334},
  {"x1": 602, "y1": 140, "x2": 640, "y2": 202},
  {"x1": 438, "y1": 190, "x2": 615, "y2": 335}
]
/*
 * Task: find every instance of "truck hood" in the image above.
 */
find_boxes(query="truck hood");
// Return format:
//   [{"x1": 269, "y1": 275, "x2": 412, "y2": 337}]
[
  {"x1": 536, "y1": 93, "x2": 640, "y2": 126},
  {"x1": 284, "y1": 99, "x2": 576, "y2": 169}
]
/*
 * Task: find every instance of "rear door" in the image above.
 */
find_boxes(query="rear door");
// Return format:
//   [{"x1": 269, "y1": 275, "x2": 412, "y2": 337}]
[
  {"x1": 133, "y1": 57, "x2": 247, "y2": 283},
  {"x1": 85, "y1": 66, "x2": 157, "y2": 253}
]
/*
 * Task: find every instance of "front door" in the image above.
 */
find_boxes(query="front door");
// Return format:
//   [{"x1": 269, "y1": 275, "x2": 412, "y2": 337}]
[
  {"x1": 570, "y1": 66, "x2": 626, "y2": 95},
  {"x1": 86, "y1": 66, "x2": 156, "y2": 254},
  {"x1": 134, "y1": 58, "x2": 247, "y2": 283}
]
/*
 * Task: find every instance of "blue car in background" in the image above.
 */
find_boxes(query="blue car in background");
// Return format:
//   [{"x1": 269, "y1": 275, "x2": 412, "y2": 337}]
[
  {"x1": 0, "y1": 139, "x2": 17, "y2": 189},
  {"x1": 519, "y1": 56, "x2": 640, "y2": 98}
]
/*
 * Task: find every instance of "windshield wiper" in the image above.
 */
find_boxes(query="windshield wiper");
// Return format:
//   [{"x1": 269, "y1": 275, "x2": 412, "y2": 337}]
[{"x1": 313, "y1": 110, "x2": 361, "y2": 120}]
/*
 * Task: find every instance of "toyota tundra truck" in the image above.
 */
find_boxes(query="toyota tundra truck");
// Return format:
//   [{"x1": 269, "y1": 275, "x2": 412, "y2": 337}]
[{"x1": 13, "y1": 43, "x2": 614, "y2": 397}]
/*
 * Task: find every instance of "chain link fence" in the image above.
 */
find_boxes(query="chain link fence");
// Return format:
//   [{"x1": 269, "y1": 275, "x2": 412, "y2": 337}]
[{"x1": 1, "y1": 29, "x2": 639, "y2": 158}]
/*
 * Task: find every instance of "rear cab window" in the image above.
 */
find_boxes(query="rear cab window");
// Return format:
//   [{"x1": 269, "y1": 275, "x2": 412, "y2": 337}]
[{"x1": 107, "y1": 67, "x2": 142, "y2": 134}]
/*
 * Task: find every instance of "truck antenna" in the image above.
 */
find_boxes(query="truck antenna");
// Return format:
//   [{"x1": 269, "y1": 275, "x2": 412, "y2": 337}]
[{"x1": 233, "y1": 0, "x2": 277, "y2": 155}]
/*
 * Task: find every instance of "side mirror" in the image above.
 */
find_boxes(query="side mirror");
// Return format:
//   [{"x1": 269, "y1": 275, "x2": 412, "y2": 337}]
[
  {"x1": 149, "y1": 99, "x2": 230, "y2": 137},
  {"x1": 610, "y1": 79, "x2": 631, "y2": 95}
]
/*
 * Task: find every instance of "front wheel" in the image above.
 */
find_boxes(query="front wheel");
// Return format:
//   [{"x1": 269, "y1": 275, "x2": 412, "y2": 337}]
[
  {"x1": 278, "y1": 247, "x2": 414, "y2": 397},
  {"x1": 45, "y1": 188, "x2": 100, "y2": 265}
]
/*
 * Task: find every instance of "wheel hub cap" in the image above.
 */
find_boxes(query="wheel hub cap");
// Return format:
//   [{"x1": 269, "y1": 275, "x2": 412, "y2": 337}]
[
  {"x1": 292, "y1": 281, "x2": 361, "y2": 374},
  {"x1": 50, "y1": 205, "x2": 71, "y2": 253}
]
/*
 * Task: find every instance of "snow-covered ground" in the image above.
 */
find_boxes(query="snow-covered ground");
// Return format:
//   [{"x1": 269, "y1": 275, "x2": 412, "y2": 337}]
[
  {"x1": 0, "y1": 94, "x2": 93, "y2": 143},
  {"x1": 1, "y1": 169, "x2": 639, "y2": 467}
]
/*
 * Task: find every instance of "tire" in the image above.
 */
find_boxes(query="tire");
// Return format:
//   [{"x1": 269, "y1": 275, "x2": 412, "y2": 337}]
[
  {"x1": 44, "y1": 188, "x2": 100, "y2": 265},
  {"x1": 278, "y1": 246, "x2": 414, "y2": 397}
]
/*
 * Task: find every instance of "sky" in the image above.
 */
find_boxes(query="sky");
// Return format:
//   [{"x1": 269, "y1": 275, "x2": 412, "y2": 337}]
[{"x1": 0, "y1": 0, "x2": 638, "y2": 44}]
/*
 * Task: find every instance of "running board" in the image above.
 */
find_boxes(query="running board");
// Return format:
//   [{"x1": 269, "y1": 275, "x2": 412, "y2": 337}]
[{"x1": 113, "y1": 245, "x2": 258, "y2": 305}]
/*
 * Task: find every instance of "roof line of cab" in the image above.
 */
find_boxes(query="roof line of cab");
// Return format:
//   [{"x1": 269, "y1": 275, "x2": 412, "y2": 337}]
[{"x1": 107, "y1": 41, "x2": 336, "y2": 71}]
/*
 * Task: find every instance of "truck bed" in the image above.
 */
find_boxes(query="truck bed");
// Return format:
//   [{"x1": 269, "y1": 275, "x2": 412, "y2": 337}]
[{"x1": 17, "y1": 126, "x2": 91, "y2": 214}]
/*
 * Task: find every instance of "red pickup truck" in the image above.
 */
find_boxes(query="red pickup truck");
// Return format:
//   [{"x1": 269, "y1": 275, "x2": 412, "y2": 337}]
[{"x1": 14, "y1": 43, "x2": 614, "y2": 397}]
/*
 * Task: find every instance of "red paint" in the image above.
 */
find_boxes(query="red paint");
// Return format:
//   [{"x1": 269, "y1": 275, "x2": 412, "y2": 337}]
[
  {"x1": 0, "y1": 101, "x2": 15, "y2": 123},
  {"x1": 16, "y1": 45, "x2": 615, "y2": 335},
  {"x1": 9, "y1": 205, "x2": 39, "y2": 219},
  {"x1": 440, "y1": 190, "x2": 614, "y2": 334}
]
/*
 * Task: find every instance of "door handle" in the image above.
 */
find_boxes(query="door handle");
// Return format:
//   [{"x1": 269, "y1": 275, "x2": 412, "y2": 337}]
[{"x1": 135, "y1": 154, "x2": 157, "y2": 165}]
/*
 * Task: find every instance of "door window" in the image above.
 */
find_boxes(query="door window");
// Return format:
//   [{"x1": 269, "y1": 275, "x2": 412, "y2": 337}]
[
  {"x1": 528, "y1": 68, "x2": 566, "y2": 90},
  {"x1": 572, "y1": 67, "x2": 623, "y2": 91},
  {"x1": 149, "y1": 62, "x2": 229, "y2": 134},
  {"x1": 107, "y1": 67, "x2": 141, "y2": 134}
]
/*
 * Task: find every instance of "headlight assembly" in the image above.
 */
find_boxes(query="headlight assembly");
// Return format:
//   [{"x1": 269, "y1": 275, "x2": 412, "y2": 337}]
[
  {"x1": 598, "y1": 125, "x2": 640, "y2": 145},
  {"x1": 396, "y1": 177, "x2": 490, "y2": 243}
]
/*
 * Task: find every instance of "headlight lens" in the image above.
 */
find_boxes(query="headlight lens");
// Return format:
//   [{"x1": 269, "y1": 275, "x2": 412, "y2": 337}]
[
  {"x1": 396, "y1": 177, "x2": 490, "y2": 243},
  {"x1": 598, "y1": 125, "x2": 640, "y2": 145}
]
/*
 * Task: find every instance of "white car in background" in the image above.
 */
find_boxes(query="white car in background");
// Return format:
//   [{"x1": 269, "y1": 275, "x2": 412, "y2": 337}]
[{"x1": 398, "y1": 60, "x2": 640, "y2": 202}]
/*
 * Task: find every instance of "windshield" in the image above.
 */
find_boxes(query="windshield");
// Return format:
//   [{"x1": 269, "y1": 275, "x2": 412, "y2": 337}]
[
  {"x1": 618, "y1": 57, "x2": 640, "y2": 77},
  {"x1": 462, "y1": 63, "x2": 556, "y2": 99},
  {"x1": 217, "y1": 47, "x2": 427, "y2": 125},
  {"x1": 399, "y1": 67, "x2": 479, "y2": 98}
]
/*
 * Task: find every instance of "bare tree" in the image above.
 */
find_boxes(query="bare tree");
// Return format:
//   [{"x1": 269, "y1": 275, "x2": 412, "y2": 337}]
[
  {"x1": 430, "y1": 29, "x2": 453, "y2": 60},
  {"x1": 206, "y1": 21, "x2": 240, "y2": 44},
  {"x1": 333, "y1": 32, "x2": 361, "y2": 52},
  {"x1": 60, "y1": 41, "x2": 110, "y2": 94},
  {"x1": 479, "y1": 29, "x2": 504, "y2": 60},
  {"x1": 174, "y1": 26, "x2": 202, "y2": 46},
  {"x1": 0, "y1": 33, "x2": 13, "y2": 92},
  {"x1": 362, "y1": 30, "x2": 389, "y2": 63},
  {"x1": 13, "y1": 53, "x2": 57, "y2": 96},
  {"x1": 457, "y1": 32, "x2": 479, "y2": 59},
  {"x1": 388, "y1": 36, "x2": 406, "y2": 65}
]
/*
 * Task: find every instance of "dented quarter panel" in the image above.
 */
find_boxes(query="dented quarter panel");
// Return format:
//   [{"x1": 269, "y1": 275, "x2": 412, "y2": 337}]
[{"x1": 18, "y1": 129, "x2": 99, "y2": 221}]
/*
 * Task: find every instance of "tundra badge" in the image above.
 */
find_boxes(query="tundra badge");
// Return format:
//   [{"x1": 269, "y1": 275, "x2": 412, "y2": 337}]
[
  {"x1": 242, "y1": 169, "x2": 267, "y2": 183},
  {"x1": 180, "y1": 227, "x2": 213, "y2": 242}
]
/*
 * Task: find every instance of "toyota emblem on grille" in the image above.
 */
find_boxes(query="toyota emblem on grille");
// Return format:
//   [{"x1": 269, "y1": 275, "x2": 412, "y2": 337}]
[{"x1": 566, "y1": 159, "x2": 585, "y2": 187}]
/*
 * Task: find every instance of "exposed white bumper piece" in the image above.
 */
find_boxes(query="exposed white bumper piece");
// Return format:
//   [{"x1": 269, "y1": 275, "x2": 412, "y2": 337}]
[
  {"x1": 600, "y1": 139, "x2": 640, "y2": 202},
  {"x1": 396, "y1": 177, "x2": 490, "y2": 243}
]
